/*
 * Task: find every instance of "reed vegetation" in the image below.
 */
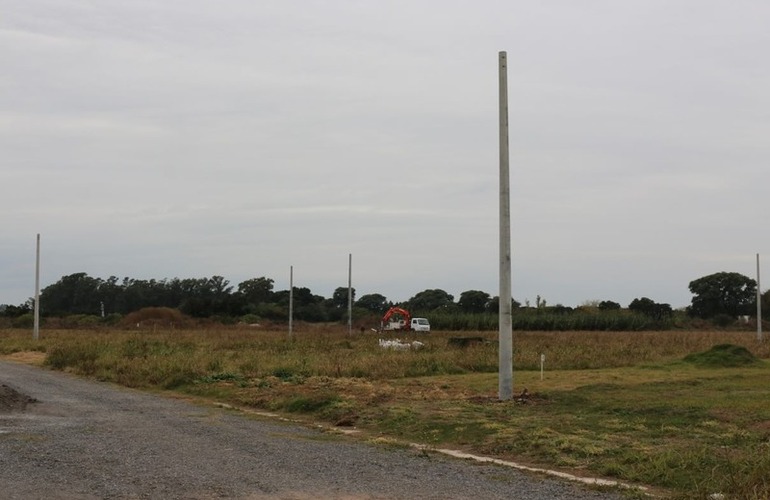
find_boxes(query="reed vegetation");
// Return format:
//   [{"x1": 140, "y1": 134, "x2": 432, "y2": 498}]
[{"x1": 428, "y1": 309, "x2": 672, "y2": 331}]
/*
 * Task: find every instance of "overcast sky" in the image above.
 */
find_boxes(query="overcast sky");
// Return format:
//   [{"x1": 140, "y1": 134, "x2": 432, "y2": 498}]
[{"x1": 2, "y1": 1, "x2": 768, "y2": 310}]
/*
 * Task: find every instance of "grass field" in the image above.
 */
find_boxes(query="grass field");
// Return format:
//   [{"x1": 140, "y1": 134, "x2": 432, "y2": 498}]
[{"x1": 1, "y1": 326, "x2": 769, "y2": 499}]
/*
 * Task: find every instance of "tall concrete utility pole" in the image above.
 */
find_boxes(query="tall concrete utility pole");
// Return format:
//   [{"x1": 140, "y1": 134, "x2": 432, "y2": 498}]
[
  {"x1": 498, "y1": 51, "x2": 513, "y2": 400},
  {"x1": 757, "y1": 254, "x2": 762, "y2": 341},
  {"x1": 33, "y1": 233, "x2": 41, "y2": 340},
  {"x1": 347, "y1": 253, "x2": 353, "y2": 335},
  {"x1": 289, "y1": 266, "x2": 294, "y2": 339}
]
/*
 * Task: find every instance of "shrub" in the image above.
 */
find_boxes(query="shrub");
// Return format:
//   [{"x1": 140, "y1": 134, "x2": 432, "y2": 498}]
[
  {"x1": 102, "y1": 313, "x2": 123, "y2": 325},
  {"x1": 61, "y1": 315, "x2": 101, "y2": 328},
  {"x1": 11, "y1": 313, "x2": 34, "y2": 328},
  {"x1": 711, "y1": 314, "x2": 734, "y2": 328},
  {"x1": 45, "y1": 343, "x2": 101, "y2": 374},
  {"x1": 284, "y1": 394, "x2": 339, "y2": 413},
  {"x1": 240, "y1": 314, "x2": 261, "y2": 324}
]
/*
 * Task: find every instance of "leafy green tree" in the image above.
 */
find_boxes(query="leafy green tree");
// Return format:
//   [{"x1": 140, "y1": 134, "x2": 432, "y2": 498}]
[
  {"x1": 355, "y1": 293, "x2": 390, "y2": 313},
  {"x1": 207, "y1": 276, "x2": 237, "y2": 315},
  {"x1": 1, "y1": 300, "x2": 32, "y2": 317},
  {"x1": 273, "y1": 287, "x2": 323, "y2": 308},
  {"x1": 269, "y1": 287, "x2": 327, "y2": 321},
  {"x1": 120, "y1": 278, "x2": 172, "y2": 312},
  {"x1": 598, "y1": 300, "x2": 621, "y2": 311},
  {"x1": 178, "y1": 276, "x2": 235, "y2": 317},
  {"x1": 237, "y1": 277, "x2": 274, "y2": 304},
  {"x1": 96, "y1": 276, "x2": 122, "y2": 314},
  {"x1": 207, "y1": 276, "x2": 233, "y2": 297},
  {"x1": 486, "y1": 296, "x2": 521, "y2": 313},
  {"x1": 296, "y1": 303, "x2": 329, "y2": 322},
  {"x1": 408, "y1": 289, "x2": 454, "y2": 311},
  {"x1": 331, "y1": 287, "x2": 355, "y2": 309},
  {"x1": 457, "y1": 290, "x2": 490, "y2": 313},
  {"x1": 761, "y1": 290, "x2": 770, "y2": 319},
  {"x1": 40, "y1": 272, "x2": 102, "y2": 316},
  {"x1": 688, "y1": 272, "x2": 756, "y2": 318},
  {"x1": 628, "y1": 297, "x2": 672, "y2": 320},
  {"x1": 550, "y1": 304, "x2": 573, "y2": 314}
]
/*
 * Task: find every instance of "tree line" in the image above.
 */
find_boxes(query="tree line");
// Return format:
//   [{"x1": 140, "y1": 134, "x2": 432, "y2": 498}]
[{"x1": 1, "y1": 270, "x2": 766, "y2": 329}]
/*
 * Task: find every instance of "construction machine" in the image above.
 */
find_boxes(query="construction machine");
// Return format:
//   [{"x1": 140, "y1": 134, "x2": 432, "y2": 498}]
[{"x1": 380, "y1": 306, "x2": 430, "y2": 332}]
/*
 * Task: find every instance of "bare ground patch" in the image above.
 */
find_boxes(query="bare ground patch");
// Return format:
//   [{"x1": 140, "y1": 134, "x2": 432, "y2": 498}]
[
  {"x1": 2, "y1": 351, "x2": 46, "y2": 365},
  {"x1": 0, "y1": 384, "x2": 37, "y2": 412}
]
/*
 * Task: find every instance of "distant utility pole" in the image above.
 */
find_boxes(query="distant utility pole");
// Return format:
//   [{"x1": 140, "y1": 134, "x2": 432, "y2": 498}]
[
  {"x1": 498, "y1": 51, "x2": 513, "y2": 401},
  {"x1": 289, "y1": 265, "x2": 294, "y2": 339},
  {"x1": 757, "y1": 254, "x2": 763, "y2": 341},
  {"x1": 347, "y1": 253, "x2": 353, "y2": 335},
  {"x1": 33, "y1": 233, "x2": 41, "y2": 340}
]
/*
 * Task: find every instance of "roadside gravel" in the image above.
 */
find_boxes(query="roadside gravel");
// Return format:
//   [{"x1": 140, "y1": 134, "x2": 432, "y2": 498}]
[{"x1": 0, "y1": 361, "x2": 625, "y2": 499}]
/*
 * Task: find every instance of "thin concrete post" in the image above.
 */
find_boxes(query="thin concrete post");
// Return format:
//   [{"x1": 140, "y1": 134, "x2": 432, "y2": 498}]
[
  {"x1": 33, "y1": 234, "x2": 40, "y2": 340},
  {"x1": 347, "y1": 253, "x2": 353, "y2": 335},
  {"x1": 498, "y1": 51, "x2": 513, "y2": 400},
  {"x1": 757, "y1": 254, "x2": 762, "y2": 341},
  {"x1": 289, "y1": 266, "x2": 294, "y2": 339}
]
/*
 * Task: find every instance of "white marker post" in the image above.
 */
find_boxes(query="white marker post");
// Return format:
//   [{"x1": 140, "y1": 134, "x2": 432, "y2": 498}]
[
  {"x1": 33, "y1": 234, "x2": 41, "y2": 340},
  {"x1": 498, "y1": 51, "x2": 513, "y2": 401},
  {"x1": 540, "y1": 353, "x2": 545, "y2": 381}
]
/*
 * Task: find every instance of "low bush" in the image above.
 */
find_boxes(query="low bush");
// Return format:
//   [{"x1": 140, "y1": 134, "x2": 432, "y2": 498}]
[{"x1": 11, "y1": 314, "x2": 34, "y2": 329}]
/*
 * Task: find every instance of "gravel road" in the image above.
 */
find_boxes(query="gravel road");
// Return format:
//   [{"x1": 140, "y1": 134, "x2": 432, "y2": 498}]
[{"x1": 0, "y1": 360, "x2": 624, "y2": 499}]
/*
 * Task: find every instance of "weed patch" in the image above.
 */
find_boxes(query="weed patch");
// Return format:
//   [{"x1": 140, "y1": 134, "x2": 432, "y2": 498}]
[
  {"x1": 45, "y1": 343, "x2": 102, "y2": 374},
  {"x1": 197, "y1": 372, "x2": 244, "y2": 384},
  {"x1": 284, "y1": 394, "x2": 339, "y2": 413},
  {"x1": 684, "y1": 343, "x2": 760, "y2": 368}
]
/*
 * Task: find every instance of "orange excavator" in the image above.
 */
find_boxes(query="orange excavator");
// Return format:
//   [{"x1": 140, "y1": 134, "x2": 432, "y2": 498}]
[{"x1": 380, "y1": 306, "x2": 411, "y2": 331}]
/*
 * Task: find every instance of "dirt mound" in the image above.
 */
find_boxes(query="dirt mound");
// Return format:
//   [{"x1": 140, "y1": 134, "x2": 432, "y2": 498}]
[
  {"x1": 683, "y1": 344, "x2": 760, "y2": 368},
  {"x1": 0, "y1": 384, "x2": 37, "y2": 412},
  {"x1": 122, "y1": 307, "x2": 191, "y2": 328}
]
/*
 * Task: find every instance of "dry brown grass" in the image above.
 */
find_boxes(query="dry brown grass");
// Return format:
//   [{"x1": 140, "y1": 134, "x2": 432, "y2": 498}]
[{"x1": 2, "y1": 351, "x2": 46, "y2": 365}]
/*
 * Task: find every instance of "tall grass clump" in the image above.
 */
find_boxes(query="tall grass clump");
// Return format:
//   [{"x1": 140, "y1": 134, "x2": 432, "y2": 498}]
[
  {"x1": 45, "y1": 341, "x2": 105, "y2": 375},
  {"x1": 709, "y1": 443, "x2": 770, "y2": 499},
  {"x1": 0, "y1": 333, "x2": 46, "y2": 355}
]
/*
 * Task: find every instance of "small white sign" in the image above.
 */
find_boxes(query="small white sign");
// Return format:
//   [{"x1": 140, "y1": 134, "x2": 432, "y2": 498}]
[{"x1": 540, "y1": 353, "x2": 545, "y2": 380}]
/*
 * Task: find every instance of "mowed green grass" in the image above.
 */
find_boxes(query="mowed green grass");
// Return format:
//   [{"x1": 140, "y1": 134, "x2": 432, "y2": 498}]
[
  {"x1": 373, "y1": 366, "x2": 770, "y2": 497},
  {"x1": 1, "y1": 327, "x2": 768, "y2": 499}
]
